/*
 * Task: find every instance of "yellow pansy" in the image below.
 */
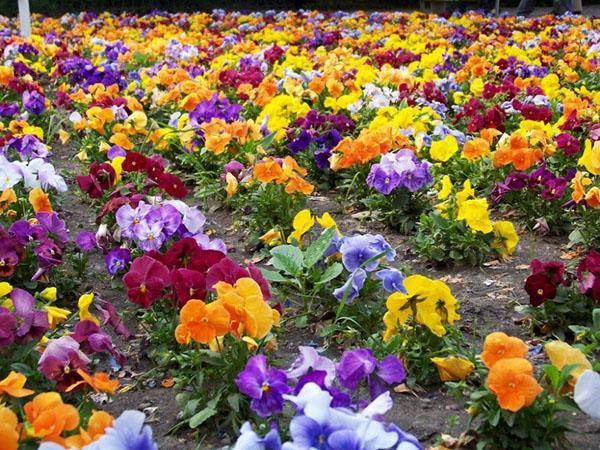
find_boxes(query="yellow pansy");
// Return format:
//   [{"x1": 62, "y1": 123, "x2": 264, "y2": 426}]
[
  {"x1": 126, "y1": 111, "x2": 148, "y2": 130},
  {"x1": 287, "y1": 209, "x2": 315, "y2": 245},
  {"x1": 456, "y1": 180, "x2": 475, "y2": 207},
  {"x1": 260, "y1": 229, "x2": 284, "y2": 247},
  {"x1": 437, "y1": 175, "x2": 453, "y2": 200},
  {"x1": 431, "y1": 356, "x2": 475, "y2": 381},
  {"x1": 545, "y1": 341, "x2": 592, "y2": 386},
  {"x1": 578, "y1": 139, "x2": 600, "y2": 175},
  {"x1": 0, "y1": 282, "x2": 12, "y2": 298},
  {"x1": 78, "y1": 292, "x2": 99, "y2": 325},
  {"x1": 44, "y1": 305, "x2": 71, "y2": 329},
  {"x1": 384, "y1": 274, "x2": 459, "y2": 339},
  {"x1": 429, "y1": 135, "x2": 458, "y2": 162},
  {"x1": 40, "y1": 287, "x2": 57, "y2": 302},
  {"x1": 225, "y1": 173, "x2": 238, "y2": 198},
  {"x1": 58, "y1": 129, "x2": 71, "y2": 144},
  {"x1": 316, "y1": 212, "x2": 339, "y2": 232},
  {"x1": 492, "y1": 221, "x2": 519, "y2": 257},
  {"x1": 111, "y1": 156, "x2": 125, "y2": 183},
  {"x1": 470, "y1": 78, "x2": 484, "y2": 97},
  {"x1": 457, "y1": 198, "x2": 493, "y2": 234}
]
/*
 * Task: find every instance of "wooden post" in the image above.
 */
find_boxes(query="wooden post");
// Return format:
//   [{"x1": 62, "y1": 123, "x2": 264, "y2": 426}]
[{"x1": 18, "y1": 0, "x2": 31, "y2": 38}]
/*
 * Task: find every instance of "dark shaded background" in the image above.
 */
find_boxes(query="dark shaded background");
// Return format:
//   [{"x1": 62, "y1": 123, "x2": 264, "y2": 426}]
[{"x1": 1, "y1": 0, "x2": 537, "y2": 17}]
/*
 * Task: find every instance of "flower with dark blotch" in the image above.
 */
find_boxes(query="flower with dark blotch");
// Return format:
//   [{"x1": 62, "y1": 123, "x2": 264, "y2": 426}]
[
  {"x1": 105, "y1": 247, "x2": 131, "y2": 276},
  {"x1": 524, "y1": 273, "x2": 557, "y2": 307},
  {"x1": 12, "y1": 288, "x2": 49, "y2": 342},
  {"x1": 36, "y1": 212, "x2": 70, "y2": 246},
  {"x1": 172, "y1": 268, "x2": 206, "y2": 307},
  {"x1": 77, "y1": 162, "x2": 116, "y2": 199},
  {"x1": 0, "y1": 237, "x2": 20, "y2": 277},
  {"x1": 23, "y1": 90, "x2": 45, "y2": 115},
  {"x1": 236, "y1": 354, "x2": 290, "y2": 417},
  {"x1": 34, "y1": 239, "x2": 63, "y2": 268},
  {"x1": 38, "y1": 336, "x2": 90, "y2": 390},
  {"x1": 72, "y1": 320, "x2": 126, "y2": 367},
  {"x1": 8, "y1": 220, "x2": 47, "y2": 245},
  {"x1": 366, "y1": 165, "x2": 400, "y2": 195},
  {"x1": 0, "y1": 306, "x2": 16, "y2": 348},
  {"x1": 123, "y1": 255, "x2": 171, "y2": 308}
]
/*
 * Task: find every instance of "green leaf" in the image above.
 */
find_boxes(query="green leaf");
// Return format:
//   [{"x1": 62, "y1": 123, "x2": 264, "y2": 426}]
[
  {"x1": 593, "y1": 308, "x2": 600, "y2": 330},
  {"x1": 303, "y1": 227, "x2": 336, "y2": 268},
  {"x1": 543, "y1": 364, "x2": 560, "y2": 390},
  {"x1": 295, "y1": 315, "x2": 308, "y2": 328},
  {"x1": 269, "y1": 245, "x2": 304, "y2": 276},
  {"x1": 315, "y1": 263, "x2": 343, "y2": 285},
  {"x1": 227, "y1": 393, "x2": 241, "y2": 413},
  {"x1": 489, "y1": 408, "x2": 501, "y2": 427},
  {"x1": 260, "y1": 268, "x2": 288, "y2": 283},
  {"x1": 258, "y1": 132, "x2": 277, "y2": 149},
  {"x1": 189, "y1": 393, "x2": 221, "y2": 428}
]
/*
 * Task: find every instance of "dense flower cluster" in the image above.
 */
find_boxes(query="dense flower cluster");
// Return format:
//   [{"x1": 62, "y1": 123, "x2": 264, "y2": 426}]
[{"x1": 0, "y1": 6, "x2": 598, "y2": 449}]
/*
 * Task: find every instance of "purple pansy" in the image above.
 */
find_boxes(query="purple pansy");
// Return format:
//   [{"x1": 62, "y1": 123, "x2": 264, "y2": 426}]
[
  {"x1": 333, "y1": 268, "x2": 367, "y2": 302},
  {"x1": 105, "y1": 247, "x2": 131, "y2": 276},
  {"x1": 236, "y1": 354, "x2": 291, "y2": 417},
  {"x1": 375, "y1": 268, "x2": 406, "y2": 293}
]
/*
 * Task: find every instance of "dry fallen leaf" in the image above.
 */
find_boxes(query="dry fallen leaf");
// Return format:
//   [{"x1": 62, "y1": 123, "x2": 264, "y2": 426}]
[
  {"x1": 483, "y1": 260, "x2": 500, "y2": 267},
  {"x1": 560, "y1": 250, "x2": 580, "y2": 260},
  {"x1": 515, "y1": 264, "x2": 530, "y2": 270},
  {"x1": 440, "y1": 275, "x2": 464, "y2": 284},
  {"x1": 161, "y1": 377, "x2": 175, "y2": 388}
]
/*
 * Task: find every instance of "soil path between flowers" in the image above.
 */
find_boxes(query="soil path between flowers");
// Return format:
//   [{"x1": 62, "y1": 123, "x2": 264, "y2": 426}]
[{"x1": 53, "y1": 148, "x2": 599, "y2": 449}]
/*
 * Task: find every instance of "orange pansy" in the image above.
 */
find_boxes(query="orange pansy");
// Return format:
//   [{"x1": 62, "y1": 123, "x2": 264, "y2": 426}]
[
  {"x1": 66, "y1": 370, "x2": 119, "y2": 394},
  {"x1": 285, "y1": 176, "x2": 315, "y2": 195},
  {"x1": 29, "y1": 188, "x2": 53, "y2": 213},
  {"x1": 0, "y1": 371, "x2": 34, "y2": 398},
  {"x1": 486, "y1": 358, "x2": 543, "y2": 412},
  {"x1": 175, "y1": 299, "x2": 231, "y2": 345},
  {"x1": 0, "y1": 188, "x2": 17, "y2": 212},
  {"x1": 585, "y1": 187, "x2": 600, "y2": 208},
  {"x1": 253, "y1": 159, "x2": 284, "y2": 183},
  {"x1": 109, "y1": 132, "x2": 134, "y2": 150},
  {"x1": 215, "y1": 278, "x2": 279, "y2": 339},
  {"x1": 65, "y1": 410, "x2": 113, "y2": 449},
  {"x1": 462, "y1": 138, "x2": 490, "y2": 160},
  {"x1": 24, "y1": 392, "x2": 80, "y2": 442},
  {"x1": 0, "y1": 406, "x2": 19, "y2": 450},
  {"x1": 481, "y1": 332, "x2": 528, "y2": 368}
]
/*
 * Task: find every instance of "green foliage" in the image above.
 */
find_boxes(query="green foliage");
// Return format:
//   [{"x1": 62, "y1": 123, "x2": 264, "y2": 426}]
[
  {"x1": 263, "y1": 227, "x2": 342, "y2": 311},
  {"x1": 413, "y1": 211, "x2": 493, "y2": 266},
  {"x1": 518, "y1": 285, "x2": 597, "y2": 339},
  {"x1": 360, "y1": 189, "x2": 431, "y2": 234},
  {"x1": 569, "y1": 308, "x2": 600, "y2": 362},
  {"x1": 462, "y1": 364, "x2": 578, "y2": 450},
  {"x1": 370, "y1": 325, "x2": 469, "y2": 386}
]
